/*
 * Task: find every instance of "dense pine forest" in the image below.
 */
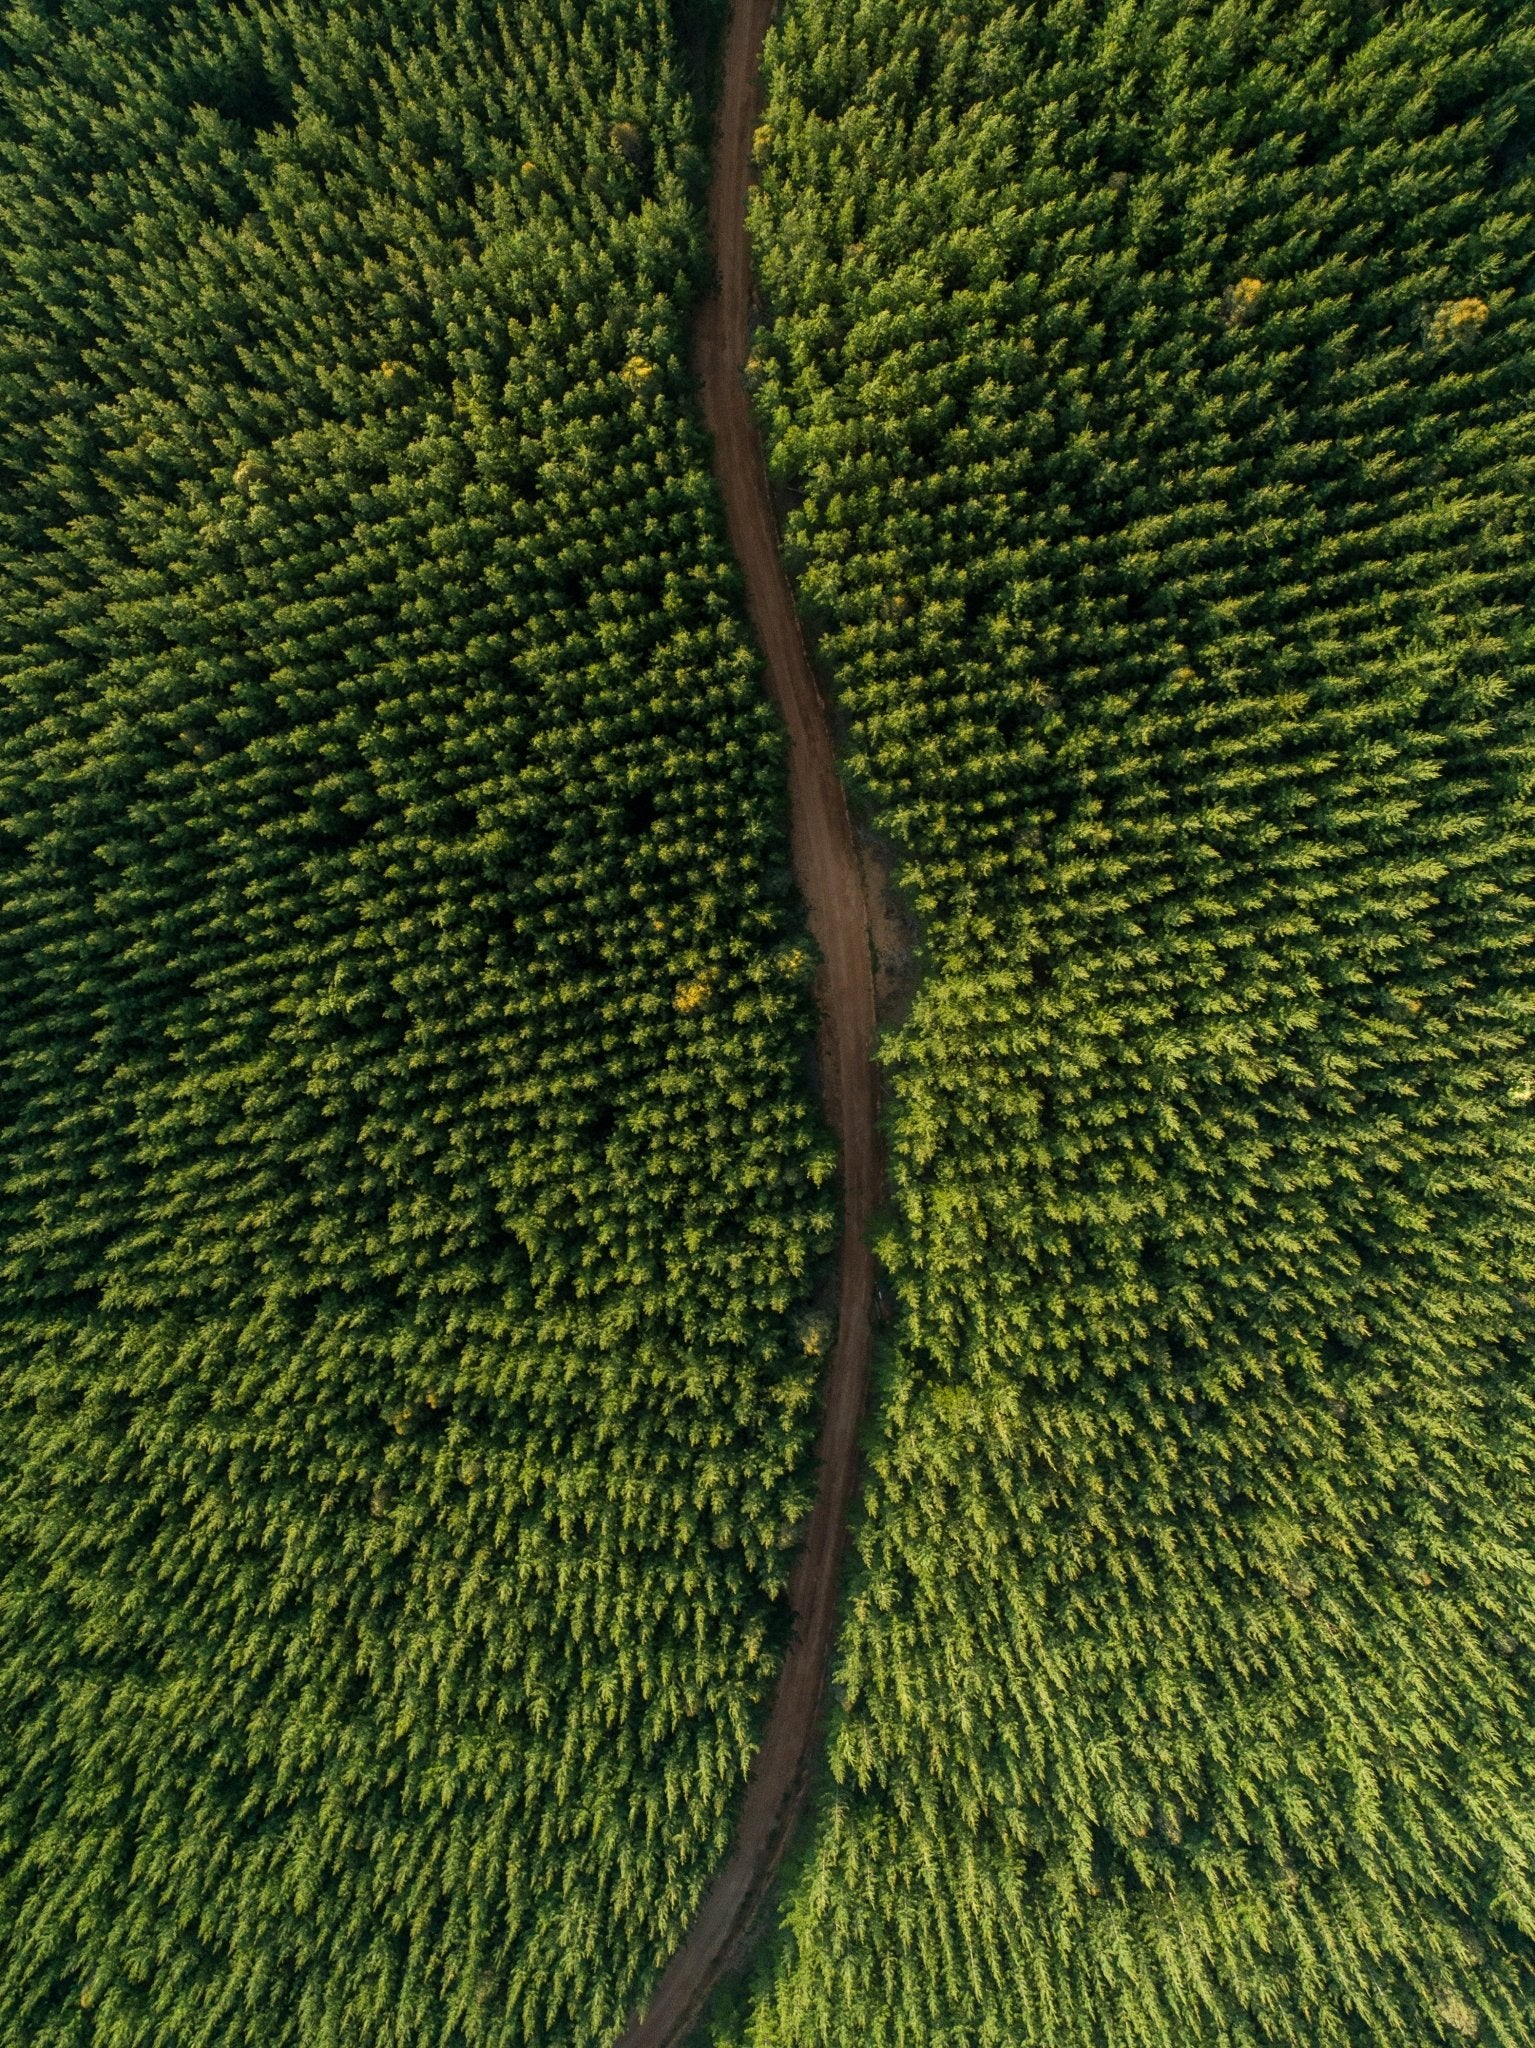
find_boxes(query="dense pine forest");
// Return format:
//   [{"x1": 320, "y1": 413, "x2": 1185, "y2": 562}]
[
  {"x1": 5, "y1": 0, "x2": 1535, "y2": 2044},
  {"x1": 712, "y1": 1, "x2": 1535, "y2": 2045},
  {"x1": 0, "y1": 3, "x2": 831, "y2": 2042}
]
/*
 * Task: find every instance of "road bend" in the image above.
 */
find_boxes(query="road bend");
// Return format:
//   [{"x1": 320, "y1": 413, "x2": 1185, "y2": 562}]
[{"x1": 614, "y1": 1, "x2": 882, "y2": 2042}]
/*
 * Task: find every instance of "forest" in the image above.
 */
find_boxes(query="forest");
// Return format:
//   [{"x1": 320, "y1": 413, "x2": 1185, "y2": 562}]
[
  {"x1": 0, "y1": 3, "x2": 828, "y2": 2043},
  {"x1": 4, "y1": 0, "x2": 1535, "y2": 2045},
  {"x1": 710, "y1": 1, "x2": 1535, "y2": 2044}
]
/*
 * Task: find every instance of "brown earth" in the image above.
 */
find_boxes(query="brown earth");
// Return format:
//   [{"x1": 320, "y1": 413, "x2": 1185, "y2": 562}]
[
  {"x1": 858, "y1": 830, "x2": 920, "y2": 1032},
  {"x1": 613, "y1": 1, "x2": 883, "y2": 2042}
]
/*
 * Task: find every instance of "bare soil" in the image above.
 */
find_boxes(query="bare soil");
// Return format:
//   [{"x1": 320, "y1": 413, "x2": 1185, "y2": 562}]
[
  {"x1": 858, "y1": 830, "x2": 920, "y2": 1032},
  {"x1": 613, "y1": 2, "x2": 883, "y2": 2041}
]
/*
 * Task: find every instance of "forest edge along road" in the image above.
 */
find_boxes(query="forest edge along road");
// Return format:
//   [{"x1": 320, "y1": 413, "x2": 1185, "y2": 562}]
[{"x1": 614, "y1": 1, "x2": 883, "y2": 2042}]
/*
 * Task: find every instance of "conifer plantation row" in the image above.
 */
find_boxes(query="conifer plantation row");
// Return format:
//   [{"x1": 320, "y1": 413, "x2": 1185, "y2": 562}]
[
  {"x1": 719, "y1": 1, "x2": 1535, "y2": 2043},
  {"x1": 0, "y1": 4, "x2": 830, "y2": 2042}
]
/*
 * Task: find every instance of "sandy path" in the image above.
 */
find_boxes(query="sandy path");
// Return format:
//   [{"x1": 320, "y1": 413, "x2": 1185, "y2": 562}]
[{"x1": 613, "y1": 2, "x2": 882, "y2": 2042}]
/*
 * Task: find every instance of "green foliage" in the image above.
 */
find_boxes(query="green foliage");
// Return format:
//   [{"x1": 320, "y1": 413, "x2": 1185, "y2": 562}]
[
  {"x1": 721, "y1": 1, "x2": 1535, "y2": 2043},
  {"x1": 0, "y1": 3, "x2": 832, "y2": 2042}
]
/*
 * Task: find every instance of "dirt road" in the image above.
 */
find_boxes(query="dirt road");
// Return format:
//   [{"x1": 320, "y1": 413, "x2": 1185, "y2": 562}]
[{"x1": 613, "y1": 3, "x2": 882, "y2": 2043}]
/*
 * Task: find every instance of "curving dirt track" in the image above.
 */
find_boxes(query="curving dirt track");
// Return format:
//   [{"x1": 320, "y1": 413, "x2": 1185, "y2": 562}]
[{"x1": 613, "y1": 3, "x2": 882, "y2": 2043}]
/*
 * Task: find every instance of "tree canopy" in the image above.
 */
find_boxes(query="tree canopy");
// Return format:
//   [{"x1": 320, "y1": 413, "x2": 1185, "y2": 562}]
[
  {"x1": 715, "y1": 1, "x2": 1535, "y2": 2042},
  {"x1": 0, "y1": 3, "x2": 827, "y2": 2041}
]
